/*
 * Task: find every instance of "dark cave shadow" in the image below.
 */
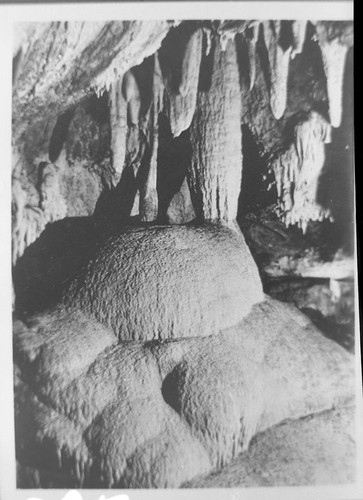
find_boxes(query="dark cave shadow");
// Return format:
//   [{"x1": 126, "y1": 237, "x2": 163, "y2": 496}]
[
  {"x1": 94, "y1": 162, "x2": 139, "y2": 226},
  {"x1": 13, "y1": 216, "x2": 116, "y2": 317},
  {"x1": 237, "y1": 124, "x2": 275, "y2": 218},
  {"x1": 156, "y1": 113, "x2": 193, "y2": 222},
  {"x1": 316, "y1": 46, "x2": 354, "y2": 253}
]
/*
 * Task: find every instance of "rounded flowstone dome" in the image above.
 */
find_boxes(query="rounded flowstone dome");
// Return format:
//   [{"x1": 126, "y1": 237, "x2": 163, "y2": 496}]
[{"x1": 64, "y1": 223, "x2": 264, "y2": 340}]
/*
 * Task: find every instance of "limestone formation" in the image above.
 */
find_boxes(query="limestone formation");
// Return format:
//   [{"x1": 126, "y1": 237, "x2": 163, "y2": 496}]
[
  {"x1": 139, "y1": 55, "x2": 161, "y2": 222},
  {"x1": 291, "y1": 20, "x2": 308, "y2": 58},
  {"x1": 14, "y1": 297, "x2": 355, "y2": 488},
  {"x1": 315, "y1": 21, "x2": 353, "y2": 128},
  {"x1": 272, "y1": 110, "x2": 333, "y2": 232},
  {"x1": 163, "y1": 27, "x2": 203, "y2": 137},
  {"x1": 190, "y1": 37, "x2": 243, "y2": 222},
  {"x1": 262, "y1": 21, "x2": 292, "y2": 120},
  {"x1": 63, "y1": 224, "x2": 264, "y2": 340},
  {"x1": 109, "y1": 77, "x2": 128, "y2": 185},
  {"x1": 13, "y1": 21, "x2": 174, "y2": 137},
  {"x1": 246, "y1": 22, "x2": 260, "y2": 90},
  {"x1": 184, "y1": 406, "x2": 356, "y2": 487}
]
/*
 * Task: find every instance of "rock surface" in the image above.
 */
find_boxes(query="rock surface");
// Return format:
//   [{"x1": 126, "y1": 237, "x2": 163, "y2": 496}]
[
  {"x1": 184, "y1": 406, "x2": 356, "y2": 487},
  {"x1": 63, "y1": 224, "x2": 264, "y2": 340},
  {"x1": 14, "y1": 296, "x2": 355, "y2": 488}
]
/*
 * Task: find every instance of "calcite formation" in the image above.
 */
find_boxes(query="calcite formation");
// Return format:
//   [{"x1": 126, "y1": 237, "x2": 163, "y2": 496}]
[
  {"x1": 262, "y1": 21, "x2": 293, "y2": 120},
  {"x1": 315, "y1": 21, "x2": 353, "y2": 128},
  {"x1": 108, "y1": 77, "x2": 128, "y2": 185},
  {"x1": 12, "y1": 18, "x2": 356, "y2": 490},
  {"x1": 162, "y1": 27, "x2": 203, "y2": 138},
  {"x1": 14, "y1": 297, "x2": 355, "y2": 488},
  {"x1": 190, "y1": 37, "x2": 243, "y2": 222},
  {"x1": 64, "y1": 224, "x2": 264, "y2": 340},
  {"x1": 271, "y1": 110, "x2": 333, "y2": 232}
]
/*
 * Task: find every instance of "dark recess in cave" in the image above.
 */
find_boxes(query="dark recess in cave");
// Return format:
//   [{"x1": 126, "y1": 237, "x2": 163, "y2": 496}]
[
  {"x1": 238, "y1": 124, "x2": 275, "y2": 216},
  {"x1": 156, "y1": 113, "x2": 192, "y2": 222},
  {"x1": 48, "y1": 109, "x2": 75, "y2": 162},
  {"x1": 318, "y1": 46, "x2": 354, "y2": 254}
]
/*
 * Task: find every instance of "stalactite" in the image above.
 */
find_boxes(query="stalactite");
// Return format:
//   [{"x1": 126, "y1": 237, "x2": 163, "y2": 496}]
[
  {"x1": 203, "y1": 27, "x2": 213, "y2": 56},
  {"x1": 108, "y1": 76, "x2": 127, "y2": 187},
  {"x1": 123, "y1": 70, "x2": 141, "y2": 126},
  {"x1": 315, "y1": 22, "x2": 349, "y2": 128},
  {"x1": 272, "y1": 111, "x2": 332, "y2": 233},
  {"x1": 154, "y1": 52, "x2": 165, "y2": 114},
  {"x1": 262, "y1": 21, "x2": 292, "y2": 120},
  {"x1": 189, "y1": 37, "x2": 242, "y2": 222},
  {"x1": 139, "y1": 54, "x2": 160, "y2": 222},
  {"x1": 217, "y1": 20, "x2": 249, "y2": 52},
  {"x1": 167, "y1": 28, "x2": 203, "y2": 138},
  {"x1": 246, "y1": 22, "x2": 260, "y2": 91},
  {"x1": 291, "y1": 21, "x2": 307, "y2": 59}
]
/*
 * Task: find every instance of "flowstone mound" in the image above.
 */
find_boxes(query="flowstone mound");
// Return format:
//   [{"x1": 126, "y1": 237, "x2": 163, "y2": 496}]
[
  {"x1": 64, "y1": 223, "x2": 264, "y2": 340},
  {"x1": 183, "y1": 406, "x2": 356, "y2": 487},
  {"x1": 14, "y1": 298, "x2": 355, "y2": 488}
]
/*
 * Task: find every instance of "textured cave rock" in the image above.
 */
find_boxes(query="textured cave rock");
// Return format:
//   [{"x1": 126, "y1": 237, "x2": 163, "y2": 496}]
[
  {"x1": 63, "y1": 224, "x2": 264, "y2": 340},
  {"x1": 189, "y1": 37, "x2": 243, "y2": 222},
  {"x1": 13, "y1": 21, "x2": 174, "y2": 136},
  {"x1": 14, "y1": 297, "x2": 354, "y2": 488},
  {"x1": 184, "y1": 406, "x2": 356, "y2": 487}
]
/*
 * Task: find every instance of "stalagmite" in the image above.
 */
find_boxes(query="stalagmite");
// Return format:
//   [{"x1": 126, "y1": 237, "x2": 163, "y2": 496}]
[
  {"x1": 139, "y1": 54, "x2": 160, "y2": 222},
  {"x1": 167, "y1": 29, "x2": 203, "y2": 137},
  {"x1": 108, "y1": 77, "x2": 127, "y2": 187},
  {"x1": 315, "y1": 22, "x2": 349, "y2": 128},
  {"x1": 263, "y1": 21, "x2": 292, "y2": 120},
  {"x1": 291, "y1": 21, "x2": 307, "y2": 59},
  {"x1": 246, "y1": 22, "x2": 260, "y2": 91},
  {"x1": 272, "y1": 110, "x2": 332, "y2": 233},
  {"x1": 190, "y1": 37, "x2": 242, "y2": 222}
]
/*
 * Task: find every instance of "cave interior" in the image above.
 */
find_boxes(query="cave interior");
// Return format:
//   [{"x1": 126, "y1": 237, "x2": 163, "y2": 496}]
[{"x1": 11, "y1": 19, "x2": 357, "y2": 489}]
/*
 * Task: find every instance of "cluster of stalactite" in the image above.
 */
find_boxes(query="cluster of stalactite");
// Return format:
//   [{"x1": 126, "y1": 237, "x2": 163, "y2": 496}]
[
  {"x1": 11, "y1": 19, "x2": 353, "y2": 266},
  {"x1": 214, "y1": 20, "x2": 352, "y2": 124},
  {"x1": 271, "y1": 110, "x2": 333, "y2": 233},
  {"x1": 108, "y1": 53, "x2": 162, "y2": 221},
  {"x1": 100, "y1": 20, "x2": 352, "y2": 227}
]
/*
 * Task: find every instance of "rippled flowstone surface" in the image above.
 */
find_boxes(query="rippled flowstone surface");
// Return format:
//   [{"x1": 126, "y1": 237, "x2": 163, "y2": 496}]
[
  {"x1": 63, "y1": 224, "x2": 264, "y2": 340},
  {"x1": 14, "y1": 293, "x2": 355, "y2": 488}
]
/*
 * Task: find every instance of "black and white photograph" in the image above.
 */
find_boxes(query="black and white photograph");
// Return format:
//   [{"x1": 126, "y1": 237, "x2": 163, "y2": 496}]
[{"x1": 0, "y1": 1, "x2": 361, "y2": 499}]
